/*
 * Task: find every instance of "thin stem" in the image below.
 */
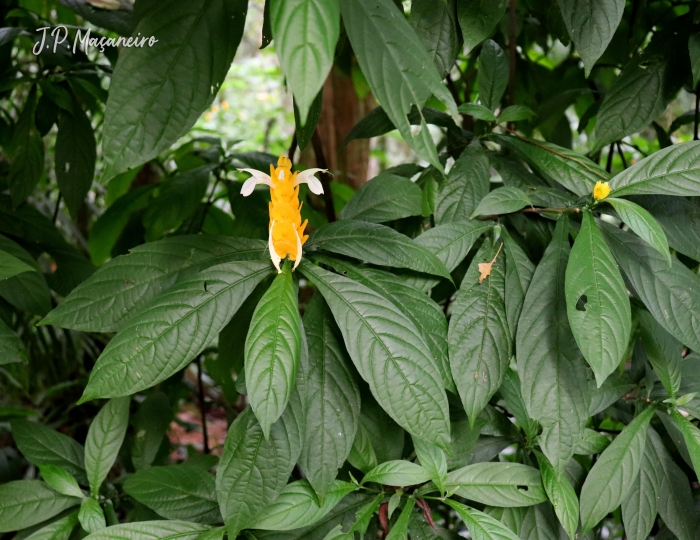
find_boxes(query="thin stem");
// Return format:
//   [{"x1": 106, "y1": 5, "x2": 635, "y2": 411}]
[
  {"x1": 311, "y1": 129, "x2": 337, "y2": 223},
  {"x1": 694, "y1": 87, "x2": 699, "y2": 141},
  {"x1": 605, "y1": 143, "x2": 615, "y2": 173},
  {"x1": 52, "y1": 193, "x2": 62, "y2": 224},
  {"x1": 196, "y1": 356, "x2": 210, "y2": 454},
  {"x1": 288, "y1": 131, "x2": 298, "y2": 162},
  {"x1": 616, "y1": 142, "x2": 628, "y2": 169}
]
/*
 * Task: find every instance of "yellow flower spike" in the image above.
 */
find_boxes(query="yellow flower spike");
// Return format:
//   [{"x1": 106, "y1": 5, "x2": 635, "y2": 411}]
[
  {"x1": 593, "y1": 181, "x2": 611, "y2": 200},
  {"x1": 238, "y1": 155, "x2": 328, "y2": 272}
]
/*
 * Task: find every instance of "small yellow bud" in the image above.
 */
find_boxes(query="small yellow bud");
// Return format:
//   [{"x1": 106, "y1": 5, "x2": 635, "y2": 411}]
[
  {"x1": 593, "y1": 181, "x2": 610, "y2": 200},
  {"x1": 221, "y1": 100, "x2": 230, "y2": 110},
  {"x1": 211, "y1": 104, "x2": 220, "y2": 113},
  {"x1": 204, "y1": 112, "x2": 213, "y2": 121}
]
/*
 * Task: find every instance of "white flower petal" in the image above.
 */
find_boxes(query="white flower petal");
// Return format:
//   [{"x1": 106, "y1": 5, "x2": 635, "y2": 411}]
[
  {"x1": 268, "y1": 221, "x2": 282, "y2": 273},
  {"x1": 293, "y1": 229, "x2": 303, "y2": 271},
  {"x1": 294, "y1": 168, "x2": 327, "y2": 195},
  {"x1": 238, "y1": 168, "x2": 273, "y2": 196}
]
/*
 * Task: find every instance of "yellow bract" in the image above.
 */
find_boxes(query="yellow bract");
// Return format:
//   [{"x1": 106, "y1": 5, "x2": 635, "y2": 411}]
[
  {"x1": 593, "y1": 181, "x2": 610, "y2": 200},
  {"x1": 268, "y1": 156, "x2": 308, "y2": 264}
]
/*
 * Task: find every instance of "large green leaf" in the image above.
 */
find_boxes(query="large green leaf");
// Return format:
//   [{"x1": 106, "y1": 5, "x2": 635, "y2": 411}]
[
  {"x1": 81, "y1": 521, "x2": 211, "y2": 540},
  {"x1": 299, "y1": 294, "x2": 360, "y2": 503},
  {"x1": 457, "y1": 0, "x2": 508, "y2": 50},
  {"x1": 565, "y1": 211, "x2": 631, "y2": 385},
  {"x1": 690, "y1": 32, "x2": 700, "y2": 87},
  {"x1": 0, "y1": 234, "x2": 51, "y2": 316},
  {"x1": 251, "y1": 480, "x2": 357, "y2": 531},
  {"x1": 445, "y1": 499, "x2": 520, "y2": 540},
  {"x1": 478, "y1": 40, "x2": 509, "y2": 112},
  {"x1": 339, "y1": 0, "x2": 458, "y2": 170},
  {"x1": 448, "y1": 239, "x2": 510, "y2": 424},
  {"x1": 339, "y1": 174, "x2": 422, "y2": 223},
  {"x1": 299, "y1": 262, "x2": 451, "y2": 450},
  {"x1": 123, "y1": 465, "x2": 220, "y2": 524},
  {"x1": 131, "y1": 393, "x2": 172, "y2": 471},
  {"x1": 471, "y1": 187, "x2": 531, "y2": 218},
  {"x1": 601, "y1": 223, "x2": 700, "y2": 351},
  {"x1": 579, "y1": 407, "x2": 654, "y2": 532},
  {"x1": 534, "y1": 451, "x2": 578, "y2": 540},
  {"x1": 101, "y1": 0, "x2": 247, "y2": 179},
  {"x1": 557, "y1": 0, "x2": 624, "y2": 76},
  {"x1": 606, "y1": 198, "x2": 671, "y2": 266},
  {"x1": 501, "y1": 227, "x2": 535, "y2": 339},
  {"x1": 639, "y1": 310, "x2": 681, "y2": 398},
  {"x1": 245, "y1": 268, "x2": 301, "y2": 438},
  {"x1": 44, "y1": 236, "x2": 267, "y2": 332},
  {"x1": 216, "y1": 406, "x2": 301, "y2": 538},
  {"x1": 11, "y1": 420, "x2": 85, "y2": 480},
  {"x1": 446, "y1": 463, "x2": 546, "y2": 507},
  {"x1": 492, "y1": 134, "x2": 608, "y2": 196},
  {"x1": 415, "y1": 221, "x2": 494, "y2": 273},
  {"x1": 620, "y1": 439, "x2": 660, "y2": 540},
  {"x1": 306, "y1": 221, "x2": 451, "y2": 280},
  {"x1": 355, "y1": 395, "x2": 405, "y2": 465},
  {"x1": 410, "y1": 0, "x2": 460, "y2": 77},
  {"x1": 0, "y1": 248, "x2": 34, "y2": 280},
  {"x1": 55, "y1": 107, "x2": 96, "y2": 218},
  {"x1": 39, "y1": 465, "x2": 84, "y2": 499},
  {"x1": 361, "y1": 460, "x2": 432, "y2": 486},
  {"x1": 0, "y1": 318, "x2": 27, "y2": 365},
  {"x1": 8, "y1": 89, "x2": 43, "y2": 208},
  {"x1": 85, "y1": 397, "x2": 130, "y2": 496},
  {"x1": 517, "y1": 217, "x2": 590, "y2": 474},
  {"x1": 609, "y1": 141, "x2": 700, "y2": 197},
  {"x1": 271, "y1": 0, "x2": 339, "y2": 125},
  {"x1": 23, "y1": 511, "x2": 78, "y2": 540},
  {"x1": 0, "y1": 480, "x2": 80, "y2": 533},
  {"x1": 79, "y1": 261, "x2": 273, "y2": 401},
  {"x1": 435, "y1": 143, "x2": 491, "y2": 224},
  {"x1": 594, "y1": 59, "x2": 668, "y2": 148}
]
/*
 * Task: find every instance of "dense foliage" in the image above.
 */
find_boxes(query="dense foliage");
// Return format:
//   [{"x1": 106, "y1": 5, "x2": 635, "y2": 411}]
[{"x1": 1, "y1": 0, "x2": 700, "y2": 539}]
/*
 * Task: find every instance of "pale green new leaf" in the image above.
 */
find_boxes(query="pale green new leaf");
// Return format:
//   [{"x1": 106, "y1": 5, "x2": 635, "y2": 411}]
[
  {"x1": 246, "y1": 268, "x2": 301, "y2": 438},
  {"x1": 81, "y1": 521, "x2": 210, "y2": 540},
  {"x1": 639, "y1": 310, "x2": 682, "y2": 398},
  {"x1": 252, "y1": 480, "x2": 357, "y2": 530},
  {"x1": 446, "y1": 463, "x2": 546, "y2": 507},
  {"x1": 79, "y1": 498, "x2": 105, "y2": 534},
  {"x1": 413, "y1": 437, "x2": 448, "y2": 494},
  {"x1": 362, "y1": 460, "x2": 432, "y2": 487},
  {"x1": 517, "y1": 218, "x2": 591, "y2": 474},
  {"x1": 445, "y1": 499, "x2": 520, "y2": 540},
  {"x1": 607, "y1": 198, "x2": 671, "y2": 266},
  {"x1": 0, "y1": 480, "x2": 81, "y2": 533},
  {"x1": 11, "y1": 420, "x2": 86, "y2": 480},
  {"x1": 339, "y1": 173, "x2": 422, "y2": 223},
  {"x1": 459, "y1": 103, "x2": 497, "y2": 122},
  {"x1": 457, "y1": 0, "x2": 508, "y2": 50},
  {"x1": 669, "y1": 409, "x2": 700, "y2": 479},
  {"x1": 471, "y1": 187, "x2": 531, "y2": 218},
  {"x1": 85, "y1": 397, "x2": 130, "y2": 496},
  {"x1": 385, "y1": 498, "x2": 415, "y2": 540},
  {"x1": 123, "y1": 465, "x2": 220, "y2": 524},
  {"x1": 498, "y1": 105, "x2": 537, "y2": 123},
  {"x1": 101, "y1": 0, "x2": 247, "y2": 179},
  {"x1": 80, "y1": 261, "x2": 273, "y2": 401},
  {"x1": 271, "y1": 0, "x2": 339, "y2": 125},
  {"x1": 39, "y1": 465, "x2": 84, "y2": 499},
  {"x1": 574, "y1": 429, "x2": 610, "y2": 455},
  {"x1": 620, "y1": 441, "x2": 660, "y2": 540},
  {"x1": 478, "y1": 40, "x2": 509, "y2": 111},
  {"x1": 534, "y1": 451, "x2": 578, "y2": 540},
  {"x1": 299, "y1": 262, "x2": 451, "y2": 450},
  {"x1": 579, "y1": 407, "x2": 654, "y2": 532},
  {"x1": 565, "y1": 211, "x2": 631, "y2": 386}
]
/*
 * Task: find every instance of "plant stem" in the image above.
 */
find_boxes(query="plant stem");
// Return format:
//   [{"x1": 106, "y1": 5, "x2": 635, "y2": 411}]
[
  {"x1": 288, "y1": 131, "x2": 298, "y2": 162},
  {"x1": 196, "y1": 356, "x2": 210, "y2": 454},
  {"x1": 616, "y1": 142, "x2": 628, "y2": 169},
  {"x1": 605, "y1": 143, "x2": 615, "y2": 173},
  {"x1": 311, "y1": 129, "x2": 337, "y2": 223},
  {"x1": 52, "y1": 193, "x2": 62, "y2": 224},
  {"x1": 695, "y1": 87, "x2": 699, "y2": 141}
]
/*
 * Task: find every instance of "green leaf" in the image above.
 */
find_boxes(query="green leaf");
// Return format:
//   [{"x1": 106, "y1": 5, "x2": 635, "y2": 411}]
[
  {"x1": 123, "y1": 465, "x2": 220, "y2": 524},
  {"x1": 690, "y1": 33, "x2": 700, "y2": 88},
  {"x1": 574, "y1": 429, "x2": 610, "y2": 455},
  {"x1": 361, "y1": 460, "x2": 432, "y2": 486},
  {"x1": 458, "y1": 103, "x2": 497, "y2": 122},
  {"x1": 339, "y1": 0, "x2": 458, "y2": 171},
  {"x1": 0, "y1": 318, "x2": 27, "y2": 365},
  {"x1": 39, "y1": 465, "x2": 84, "y2": 499},
  {"x1": 23, "y1": 511, "x2": 79, "y2": 540},
  {"x1": 519, "y1": 504, "x2": 567, "y2": 540},
  {"x1": 79, "y1": 261, "x2": 273, "y2": 401},
  {"x1": 216, "y1": 407, "x2": 301, "y2": 538},
  {"x1": 79, "y1": 498, "x2": 105, "y2": 534},
  {"x1": 385, "y1": 498, "x2": 415, "y2": 540},
  {"x1": 534, "y1": 451, "x2": 578, "y2": 540},
  {"x1": 245, "y1": 268, "x2": 301, "y2": 438},
  {"x1": 299, "y1": 262, "x2": 451, "y2": 450},
  {"x1": 45, "y1": 236, "x2": 267, "y2": 332},
  {"x1": 8, "y1": 88, "x2": 44, "y2": 208},
  {"x1": 448, "y1": 239, "x2": 510, "y2": 424},
  {"x1": 294, "y1": 89, "x2": 323, "y2": 151},
  {"x1": 306, "y1": 221, "x2": 452, "y2": 280},
  {"x1": 579, "y1": 406, "x2": 654, "y2": 532},
  {"x1": 347, "y1": 424, "x2": 378, "y2": 473},
  {"x1": 501, "y1": 227, "x2": 535, "y2": 339},
  {"x1": 594, "y1": 59, "x2": 669, "y2": 148},
  {"x1": 357, "y1": 396, "x2": 405, "y2": 465},
  {"x1": 500, "y1": 370, "x2": 538, "y2": 439},
  {"x1": 446, "y1": 463, "x2": 546, "y2": 507},
  {"x1": 339, "y1": 174, "x2": 422, "y2": 223},
  {"x1": 299, "y1": 295, "x2": 360, "y2": 504},
  {"x1": 557, "y1": 0, "x2": 624, "y2": 76},
  {"x1": 85, "y1": 397, "x2": 130, "y2": 496},
  {"x1": 565, "y1": 211, "x2": 631, "y2": 386},
  {"x1": 0, "y1": 235, "x2": 51, "y2": 317},
  {"x1": 606, "y1": 198, "x2": 671, "y2": 266},
  {"x1": 131, "y1": 393, "x2": 171, "y2": 472},
  {"x1": 410, "y1": 0, "x2": 461, "y2": 77},
  {"x1": 478, "y1": 40, "x2": 509, "y2": 112},
  {"x1": 271, "y1": 0, "x2": 339, "y2": 125},
  {"x1": 413, "y1": 437, "x2": 448, "y2": 494},
  {"x1": 198, "y1": 528, "x2": 225, "y2": 540},
  {"x1": 0, "y1": 248, "x2": 34, "y2": 280},
  {"x1": 601, "y1": 223, "x2": 700, "y2": 351},
  {"x1": 609, "y1": 141, "x2": 700, "y2": 197},
  {"x1": 252, "y1": 480, "x2": 357, "y2": 530},
  {"x1": 669, "y1": 409, "x2": 700, "y2": 479},
  {"x1": 81, "y1": 521, "x2": 211, "y2": 540},
  {"x1": 344, "y1": 106, "x2": 459, "y2": 144},
  {"x1": 101, "y1": 0, "x2": 247, "y2": 179},
  {"x1": 445, "y1": 499, "x2": 520, "y2": 540},
  {"x1": 639, "y1": 310, "x2": 682, "y2": 398},
  {"x1": 55, "y1": 108, "x2": 96, "y2": 218},
  {"x1": 492, "y1": 134, "x2": 609, "y2": 197},
  {"x1": 11, "y1": 420, "x2": 85, "y2": 480},
  {"x1": 620, "y1": 439, "x2": 661, "y2": 540},
  {"x1": 0, "y1": 480, "x2": 80, "y2": 533},
  {"x1": 498, "y1": 105, "x2": 537, "y2": 123},
  {"x1": 457, "y1": 0, "x2": 508, "y2": 50},
  {"x1": 435, "y1": 143, "x2": 491, "y2": 225},
  {"x1": 517, "y1": 218, "x2": 590, "y2": 474},
  {"x1": 471, "y1": 187, "x2": 531, "y2": 218}
]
